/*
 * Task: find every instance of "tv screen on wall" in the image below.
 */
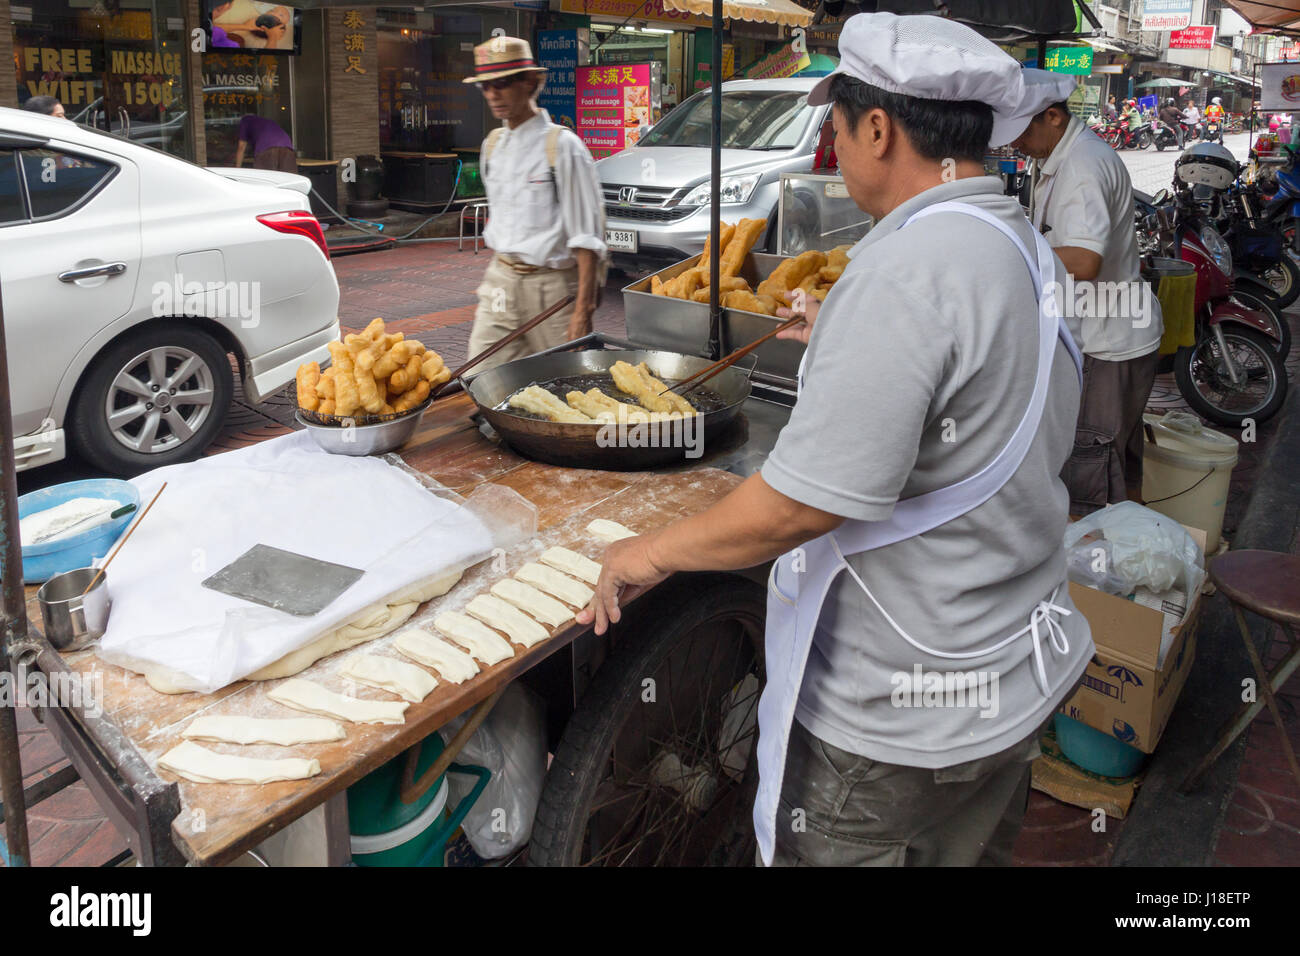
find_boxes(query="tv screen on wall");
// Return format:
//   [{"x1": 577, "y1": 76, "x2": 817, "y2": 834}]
[{"x1": 207, "y1": 1, "x2": 303, "y2": 55}]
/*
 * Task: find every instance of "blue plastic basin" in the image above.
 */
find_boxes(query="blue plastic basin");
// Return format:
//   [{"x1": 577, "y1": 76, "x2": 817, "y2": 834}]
[
  {"x1": 1054, "y1": 713, "x2": 1147, "y2": 778},
  {"x1": 17, "y1": 479, "x2": 141, "y2": 583}
]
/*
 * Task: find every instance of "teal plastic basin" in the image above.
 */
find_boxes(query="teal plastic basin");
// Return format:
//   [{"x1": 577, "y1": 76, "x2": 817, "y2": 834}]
[{"x1": 1054, "y1": 713, "x2": 1147, "y2": 778}]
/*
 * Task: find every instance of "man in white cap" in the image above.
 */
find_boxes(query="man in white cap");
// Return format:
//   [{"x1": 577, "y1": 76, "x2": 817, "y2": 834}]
[
  {"x1": 463, "y1": 36, "x2": 606, "y2": 370},
  {"x1": 1010, "y1": 70, "x2": 1162, "y2": 514},
  {"x1": 578, "y1": 12, "x2": 1091, "y2": 866}
]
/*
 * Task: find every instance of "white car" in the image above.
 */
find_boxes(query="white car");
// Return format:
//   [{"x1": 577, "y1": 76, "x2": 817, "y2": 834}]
[{"x1": 0, "y1": 107, "x2": 339, "y2": 475}]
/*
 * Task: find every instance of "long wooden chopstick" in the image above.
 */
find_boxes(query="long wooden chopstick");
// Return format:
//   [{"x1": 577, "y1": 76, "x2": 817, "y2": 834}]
[
  {"x1": 661, "y1": 315, "x2": 806, "y2": 397},
  {"x1": 80, "y1": 482, "x2": 166, "y2": 596},
  {"x1": 432, "y1": 293, "x2": 577, "y2": 396}
]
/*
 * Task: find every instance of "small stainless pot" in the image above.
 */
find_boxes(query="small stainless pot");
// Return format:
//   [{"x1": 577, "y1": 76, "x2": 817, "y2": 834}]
[{"x1": 37, "y1": 567, "x2": 111, "y2": 652}]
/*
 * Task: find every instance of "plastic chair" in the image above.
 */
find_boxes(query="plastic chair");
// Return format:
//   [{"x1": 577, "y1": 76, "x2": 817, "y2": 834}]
[{"x1": 1180, "y1": 550, "x2": 1300, "y2": 794}]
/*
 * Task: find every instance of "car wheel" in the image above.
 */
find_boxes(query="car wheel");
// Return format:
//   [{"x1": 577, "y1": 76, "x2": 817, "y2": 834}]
[{"x1": 70, "y1": 322, "x2": 233, "y2": 476}]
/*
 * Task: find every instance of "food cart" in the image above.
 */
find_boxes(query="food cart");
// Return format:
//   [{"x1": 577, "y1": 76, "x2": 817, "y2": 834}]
[{"x1": 0, "y1": 0, "x2": 1107, "y2": 870}]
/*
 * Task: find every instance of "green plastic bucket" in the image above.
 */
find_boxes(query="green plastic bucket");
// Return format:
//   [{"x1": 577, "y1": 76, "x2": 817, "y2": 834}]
[{"x1": 347, "y1": 734, "x2": 491, "y2": 867}]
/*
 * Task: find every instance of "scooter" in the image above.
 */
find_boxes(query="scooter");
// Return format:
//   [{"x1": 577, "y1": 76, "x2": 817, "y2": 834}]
[
  {"x1": 1135, "y1": 188, "x2": 1289, "y2": 425},
  {"x1": 1253, "y1": 143, "x2": 1300, "y2": 254},
  {"x1": 1154, "y1": 121, "x2": 1182, "y2": 151},
  {"x1": 1204, "y1": 117, "x2": 1224, "y2": 144}
]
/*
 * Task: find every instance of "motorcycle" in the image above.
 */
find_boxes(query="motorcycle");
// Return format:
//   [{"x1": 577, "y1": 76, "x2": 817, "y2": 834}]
[
  {"x1": 1206, "y1": 178, "x2": 1300, "y2": 321},
  {"x1": 1252, "y1": 144, "x2": 1300, "y2": 255},
  {"x1": 1204, "y1": 117, "x2": 1224, "y2": 144},
  {"x1": 1134, "y1": 185, "x2": 1289, "y2": 426},
  {"x1": 1154, "y1": 121, "x2": 1182, "y2": 151}
]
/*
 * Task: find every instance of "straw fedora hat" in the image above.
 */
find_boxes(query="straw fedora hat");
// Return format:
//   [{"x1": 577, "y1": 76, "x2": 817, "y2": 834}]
[{"x1": 463, "y1": 36, "x2": 548, "y2": 84}]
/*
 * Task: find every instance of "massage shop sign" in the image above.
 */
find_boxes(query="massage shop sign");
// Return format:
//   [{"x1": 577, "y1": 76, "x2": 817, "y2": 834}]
[
  {"x1": 576, "y1": 64, "x2": 653, "y2": 159},
  {"x1": 17, "y1": 42, "x2": 183, "y2": 109}
]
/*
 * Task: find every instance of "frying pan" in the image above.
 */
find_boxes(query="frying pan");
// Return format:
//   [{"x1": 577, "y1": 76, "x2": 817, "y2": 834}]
[{"x1": 465, "y1": 349, "x2": 752, "y2": 470}]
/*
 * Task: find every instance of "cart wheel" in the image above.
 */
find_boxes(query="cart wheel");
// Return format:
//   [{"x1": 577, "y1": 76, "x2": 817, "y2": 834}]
[{"x1": 528, "y1": 573, "x2": 765, "y2": 867}]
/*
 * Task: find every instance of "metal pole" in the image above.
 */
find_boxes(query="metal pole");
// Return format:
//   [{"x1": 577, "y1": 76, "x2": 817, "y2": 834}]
[
  {"x1": 707, "y1": 1, "x2": 723, "y2": 361},
  {"x1": 0, "y1": 279, "x2": 32, "y2": 867}
]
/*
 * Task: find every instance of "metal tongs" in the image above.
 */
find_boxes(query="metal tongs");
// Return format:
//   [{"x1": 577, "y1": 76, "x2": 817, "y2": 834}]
[{"x1": 433, "y1": 294, "x2": 577, "y2": 397}]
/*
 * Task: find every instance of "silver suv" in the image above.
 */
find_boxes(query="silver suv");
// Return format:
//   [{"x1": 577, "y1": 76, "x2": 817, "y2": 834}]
[{"x1": 598, "y1": 78, "x2": 832, "y2": 272}]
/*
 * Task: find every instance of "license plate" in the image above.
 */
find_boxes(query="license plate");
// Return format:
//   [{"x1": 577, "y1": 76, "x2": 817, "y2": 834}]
[{"x1": 606, "y1": 228, "x2": 637, "y2": 252}]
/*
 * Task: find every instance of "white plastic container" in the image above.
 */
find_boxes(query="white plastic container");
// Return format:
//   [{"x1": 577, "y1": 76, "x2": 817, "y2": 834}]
[{"x1": 1141, "y1": 412, "x2": 1238, "y2": 551}]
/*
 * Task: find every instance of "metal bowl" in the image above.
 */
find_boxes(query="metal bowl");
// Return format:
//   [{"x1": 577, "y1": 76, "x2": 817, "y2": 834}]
[{"x1": 295, "y1": 403, "x2": 428, "y2": 456}]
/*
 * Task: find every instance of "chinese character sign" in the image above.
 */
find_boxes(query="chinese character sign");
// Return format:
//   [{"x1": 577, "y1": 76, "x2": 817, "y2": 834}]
[
  {"x1": 576, "y1": 63, "x2": 651, "y2": 159},
  {"x1": 1042, "y1": 46, "x2": 1093, "y2": 75}
]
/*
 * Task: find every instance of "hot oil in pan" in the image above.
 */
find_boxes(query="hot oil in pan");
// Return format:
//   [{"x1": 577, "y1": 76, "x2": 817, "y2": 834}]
[{"x1": 497, "y1": 373, "x2": 727, "y2": 420}]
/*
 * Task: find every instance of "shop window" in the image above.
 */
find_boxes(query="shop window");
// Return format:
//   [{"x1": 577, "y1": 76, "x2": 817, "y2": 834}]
[
  {"x1": 201, "y1": 52, "x2": 294, "y2": 167},
  {"x1": 13, "y1": 0, "x2": 192, "y2": 160},
  {"x1": 0, "y1": 155, "x2": 26, "y2": 225},
  {"x1": 376, "y1": 12, "x2": 483, "y2": 153},
  {"x1": 18, "y1": 149, "x2": 115, "y2": 220}
]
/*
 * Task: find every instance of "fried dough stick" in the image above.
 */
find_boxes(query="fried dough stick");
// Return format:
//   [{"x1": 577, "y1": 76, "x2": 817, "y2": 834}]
[
  {"x1": 566, "y1": 388, "x2": 683, "y2": 423},
  {"x1": 609, "y1": 361, "x2": 697, "y2": 416},
  {"x1": 509, "y1": 385, "x2": 596, "y2": 424}
]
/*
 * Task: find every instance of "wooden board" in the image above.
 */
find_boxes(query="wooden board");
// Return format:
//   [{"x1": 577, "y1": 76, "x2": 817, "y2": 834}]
[{"x1": 25, "y1": 392, "x2": 743, "y2": 865}]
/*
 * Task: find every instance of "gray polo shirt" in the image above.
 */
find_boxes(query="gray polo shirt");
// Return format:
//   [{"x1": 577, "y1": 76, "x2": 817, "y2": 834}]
[{"x1": 761, "y1": 176, "x2": 1094, "y2": 769}]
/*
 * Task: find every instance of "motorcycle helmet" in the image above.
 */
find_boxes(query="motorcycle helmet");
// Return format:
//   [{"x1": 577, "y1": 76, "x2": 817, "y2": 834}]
[
  {"x1": 1212, "y1": 97, "x2": 1222, "y2": 105},
  {"x1": 1127, "y1": 99, "x2": 1137, "y2": 107},
  {"x1": 1175, "y1": 142, "x2": 1239, "y2": 190}
]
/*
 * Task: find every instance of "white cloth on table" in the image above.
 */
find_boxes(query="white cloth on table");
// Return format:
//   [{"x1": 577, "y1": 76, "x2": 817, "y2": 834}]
[{"x1": 95, "y1": 431, "x2": 494, "y2": 694}]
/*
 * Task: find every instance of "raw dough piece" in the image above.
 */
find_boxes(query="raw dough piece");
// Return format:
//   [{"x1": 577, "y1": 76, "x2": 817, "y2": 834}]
[
  {"x1": 232, "y1": 568, "x2": 464, "y2": 687},
  {"x1": 465, "y1": 594, "x2": 549, "y2": 648},
  {"x1": 515, "y1": 562, "x2": 594, "y2": 608},
  {"x1": 539, "y1": 546, "x2": 602, "y2": 585},
  {"x1": 268, "y1": 678, "x2": 408, "y2": 725},
  {"x1": 182, "y1": 715, "x2": 344, "y2": 746},
  {"x1": 392, "y1": 629, "x2": 480, "y2": 683},
  {"x1": 433, "y1": 611, "x2": 515, "y2": 665},
  {"x1": 158, "y1": 741, "x2": 320, "y2": 785},
  {"x1": 586, "y1": 518, "x2": 637, "y2": 543},
  {"x1": 490, "y1": 579, "x2": 572, "y2": 627},
  {"x1": 508, "y1": 385, "x2": 595, "y2": 424},
  {"x1": 340, "y1": 655, "x2": 438, "y2": 703}
]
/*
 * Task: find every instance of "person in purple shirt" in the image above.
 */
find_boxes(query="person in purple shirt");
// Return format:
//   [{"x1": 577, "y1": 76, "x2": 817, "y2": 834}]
[{"x1": 234, "y1": 114, "x2": 296, "y2": 172}]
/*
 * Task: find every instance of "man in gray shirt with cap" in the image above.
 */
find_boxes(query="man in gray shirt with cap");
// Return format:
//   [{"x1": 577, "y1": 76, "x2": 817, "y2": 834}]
[{"x1": 578, "y1": 12, "x2": 1092, "y2": 866}]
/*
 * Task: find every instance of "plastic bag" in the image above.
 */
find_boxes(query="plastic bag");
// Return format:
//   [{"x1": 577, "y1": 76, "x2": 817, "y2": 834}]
[
  {"x1": 440, "y1": 682, "x2": 547, "y2": 860},
  {"x1": 1063, "y1": 500, "x2": 1205, "y2": 597}
]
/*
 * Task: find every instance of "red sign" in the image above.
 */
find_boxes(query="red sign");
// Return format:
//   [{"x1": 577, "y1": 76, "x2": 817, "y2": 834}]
[
  {"x1": 1168, "y1": 25, "x2": 1216, "y2": 50},
  {"x1": 576, "y1": 63, "x2": 652, "y2": 160},
  {"x1": 1283, "y1": 45, "x2": 1300, "y2": 61}
]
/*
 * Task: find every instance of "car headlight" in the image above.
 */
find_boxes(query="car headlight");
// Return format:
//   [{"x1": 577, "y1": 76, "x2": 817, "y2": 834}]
[
  {"x1": 681, "y1": 174, "x2": 761, "y2": 206},
  {"x1": 1200, "y1": 225, "x2": 1232, "y2": 275}
]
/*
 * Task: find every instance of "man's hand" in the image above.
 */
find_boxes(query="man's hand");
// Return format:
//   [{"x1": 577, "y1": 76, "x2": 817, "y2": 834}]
[
  {"x1": 775, "y1": 290, "x2": 821, "y2": 345},
  {"x1": 566, "y1": 301, "x2": 595, "y2": 342},
  {"x1": 576, "y1": 535, "x2": 670, "y2": 635}
]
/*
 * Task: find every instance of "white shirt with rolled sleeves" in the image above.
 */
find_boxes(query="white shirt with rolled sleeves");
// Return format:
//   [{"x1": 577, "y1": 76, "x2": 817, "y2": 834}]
[
  {"x1": 1032, "y1": 115, "x2": 1162, "y2": 361},
  {"x1": 480, "y1": 109, "x2": 607, "y2": 269}
]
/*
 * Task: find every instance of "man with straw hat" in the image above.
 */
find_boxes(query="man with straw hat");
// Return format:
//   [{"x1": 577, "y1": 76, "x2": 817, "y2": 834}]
[
  {"x1": 578, "y1": 12, "x2": 1091, "y2": 866},
  {"x1": 463, "y1": 36, "x2": 606, "y2": 370}
]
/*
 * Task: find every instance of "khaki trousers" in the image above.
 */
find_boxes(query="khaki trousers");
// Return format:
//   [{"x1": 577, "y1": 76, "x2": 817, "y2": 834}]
[
  {"x1": 767, "y1": 716, "x2": 1051, "y2": 867},
  {"x1": 468, "y1": 256, "x2": 580, "y2": 373}
]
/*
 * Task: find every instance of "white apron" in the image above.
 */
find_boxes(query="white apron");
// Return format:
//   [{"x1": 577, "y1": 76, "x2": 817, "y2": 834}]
[{"x1": 754, "y1": 201, "x2": 1084, "y2": 865}]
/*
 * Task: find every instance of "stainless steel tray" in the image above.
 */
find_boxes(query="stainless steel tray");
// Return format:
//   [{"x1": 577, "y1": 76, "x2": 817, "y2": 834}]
[{"x1": 622, "y1": 252, "x2": 807, "y2": 379}]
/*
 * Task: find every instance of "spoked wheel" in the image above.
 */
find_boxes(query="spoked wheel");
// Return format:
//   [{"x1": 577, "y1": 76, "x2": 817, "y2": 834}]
[
  {"x1": 1256, "y1": 255, "x2": 1300, "y2": 310},
  {"x1": 1173, "y1": 327, "x2": 1288, "y2": 426},
  {"x1": 529, "y1": 574, "x2": 765, "y2": 867}
]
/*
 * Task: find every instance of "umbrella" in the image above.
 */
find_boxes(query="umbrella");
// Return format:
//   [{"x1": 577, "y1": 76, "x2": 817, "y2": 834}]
[
  {"x1": 1138, "y1": 78, "x2": 1186, "y2": 89},
  {"x1": 663, "y1": 0, "x2": 814, "y2": 357}
]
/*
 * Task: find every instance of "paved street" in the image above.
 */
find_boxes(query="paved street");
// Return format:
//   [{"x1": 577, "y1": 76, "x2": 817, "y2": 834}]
[{"x1": 10, "y1": 130, "x2": 1300, "y2": 867}]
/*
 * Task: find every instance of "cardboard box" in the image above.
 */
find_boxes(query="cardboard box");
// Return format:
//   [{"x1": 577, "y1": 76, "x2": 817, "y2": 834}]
[{"x1": 1059, "y1": 526, "x2": 1207, "y2": 754}]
